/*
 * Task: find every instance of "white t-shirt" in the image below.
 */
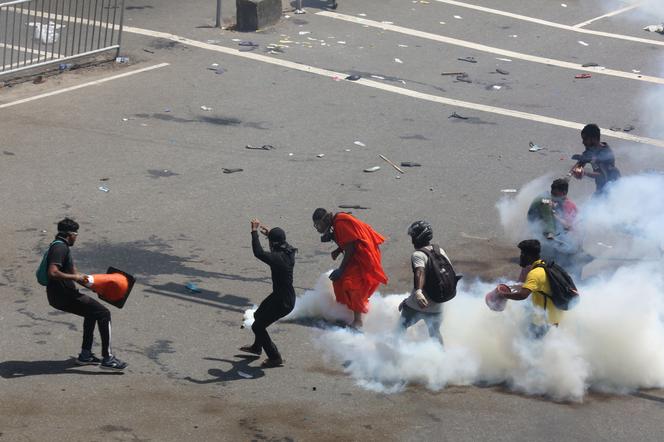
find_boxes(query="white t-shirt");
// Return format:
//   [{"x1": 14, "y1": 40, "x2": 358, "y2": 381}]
[{"x1": 404, "y1": 245, "x2": 451, "y2": 313}]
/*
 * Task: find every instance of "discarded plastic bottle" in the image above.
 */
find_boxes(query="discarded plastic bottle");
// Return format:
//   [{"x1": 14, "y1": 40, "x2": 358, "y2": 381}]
[
  {"x1": 115, "y1": 56, "x2": 129, "y2": 64},
  {"x1": 58, "y1": 63, "x2": 73, "y2": 71}
]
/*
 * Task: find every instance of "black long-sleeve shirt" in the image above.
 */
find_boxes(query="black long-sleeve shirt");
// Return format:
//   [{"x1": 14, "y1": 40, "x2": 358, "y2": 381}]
[{"x1": 251, "y1": 231, "x2": 296, "y2": 300}]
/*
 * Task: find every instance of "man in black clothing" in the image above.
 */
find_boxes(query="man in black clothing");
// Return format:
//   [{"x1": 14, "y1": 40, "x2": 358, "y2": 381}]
[
  {"x1": 240, "y1": 218, "x2": 297, "y2": 367},
  {"x1": 571, "y1": 124, "x2": 620, "y2": 194},
  {"x1": 45, "y1": 218, "x2": 127, "y2": 371}
]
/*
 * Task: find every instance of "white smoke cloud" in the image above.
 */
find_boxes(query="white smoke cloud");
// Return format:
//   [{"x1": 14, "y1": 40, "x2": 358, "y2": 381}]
[{"x1": 241, "y1": 174, "x2": 664, "y2": 402}]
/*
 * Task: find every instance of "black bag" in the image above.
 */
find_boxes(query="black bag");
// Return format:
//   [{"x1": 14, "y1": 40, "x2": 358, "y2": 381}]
[
  {"x1": 417, "y1": 245, "x2": 461, "y2": 303},
  {"x1": 534, "y1": 261, "x2": 579, "y2": 310}
]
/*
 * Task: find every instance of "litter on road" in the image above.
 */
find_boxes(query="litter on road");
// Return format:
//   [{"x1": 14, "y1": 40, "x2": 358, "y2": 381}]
[
  {"x1": 575, "y1": 73, "x2": 592, "y2": 79},
  {"x1": 456, "y1": 75, "x2": 472, "y2": 83},
  {"x1": 317, "y1": 154, "x2": 325, "y2": 158},
  {"x1": 448, "y1": 112, "x2": 469, "y2": 119},
  {"x1": 528, "y1": 142, "x2": 544, "y2": 152},
  {"x1": 363, "y1": 166, "x2": 381, "y2": 173},
  {"x1": 200, "y1": 106, "x2": 213, "y2": 111},
  {"x1": 458, "y1": 57, "x2": 477, "y2": 63},
  {"x1": 338, "y1": 205, "x2": 370, "y2": 210},
  {"x1": 185, "y1": 282, "x2": 202, "y2": 293},
  {"x1": 394, "y1": 58, "x2": 403, "y2": 64},
  {"x1": 246, "y1": 145, "x2": 274, "y2": 150},
  {"x1": 222, "y1": 168, "x2": 243, "y2": 174},
  {"x1": 98, "y1": 186, "x2": 110, "y2": 193},
  {"x1": 379, "y1": 154, "x2": 405, "y2": 174},
  {"x1": 643, "y1": 24, "x2": 664, "y2": 34},
  {"x1": 400, "y1": 162, "x2": 421, "y2": 167},
  {"x1": 441, "y1": 71, "x2": 466, "y2": 76},
  {"x1": 354, "y1": 141, "x2": 366, "y2": 147},
  {"x1": 501, "y1": 189, "x2": 518, "y2": 193},
  {"x1": 237, "y1": 371, "x2": 253, "y2": 379},
  {"x1": 578, "y1": 41, "x2": 589, "y2": 46},
  {"x1": 346, "y1": 74, "x2": 361, "y2": 81},
  {"x1": 495, "y1": 68, "x2": 509, "y2": 75}
]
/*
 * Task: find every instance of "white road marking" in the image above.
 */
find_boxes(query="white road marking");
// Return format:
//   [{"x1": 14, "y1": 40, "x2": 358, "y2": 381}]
[
  {"x1": 64, "y1": 25, "x2": 664, "y2": 147},
  {"x1": 0, "y1": 63, "x2": 169, "y2": 109},
  {"x1": 0, "y1": 42, "x2": 61, "y2": 59},
  {"x1": 573, "y1": 3, "x2": 641, "y2": 28},
  {"x1": 430, "y1": 0, "x2": 664, "y2": 47},
  {"x1": 317, "y1": 11, "x2": 664, "y2": 85},
  {"x1": 3, "y1": 18, "x2": 662, "y2": 147}
]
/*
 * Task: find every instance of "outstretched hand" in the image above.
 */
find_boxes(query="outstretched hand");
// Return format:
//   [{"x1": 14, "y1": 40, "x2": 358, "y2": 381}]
[{"x1": 250, "y1": 218, "x2": 260, "y2": 232}]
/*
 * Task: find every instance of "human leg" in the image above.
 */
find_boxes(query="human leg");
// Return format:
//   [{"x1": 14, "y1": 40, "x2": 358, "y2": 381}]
[{"x1": 424, "y1": 313, "x2": 444, "y2": 346}]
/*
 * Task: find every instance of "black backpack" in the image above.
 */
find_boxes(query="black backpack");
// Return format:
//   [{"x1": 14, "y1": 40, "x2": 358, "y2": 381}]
[
  {"x1": 534, "y1": 261, "x2": 579, "y2": 310},
  {"x1": 417, "y1": 245, "x2": 461, "y2": 303}
]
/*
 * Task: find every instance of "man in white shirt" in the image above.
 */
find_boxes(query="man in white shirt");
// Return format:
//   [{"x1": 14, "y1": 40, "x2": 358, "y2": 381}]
[{"x1": 398, "y1": 221, "x2": 451, "y2": 346}]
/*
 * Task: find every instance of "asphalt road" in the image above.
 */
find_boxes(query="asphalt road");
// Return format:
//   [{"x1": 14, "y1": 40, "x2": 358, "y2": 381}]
[{"x1": 2, "y1": 0, "x2": 664, "y2": 440}]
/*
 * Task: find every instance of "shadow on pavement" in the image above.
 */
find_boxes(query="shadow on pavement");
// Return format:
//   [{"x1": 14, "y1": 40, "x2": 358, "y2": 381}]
[
  {"x1": 182, "y1": 355, "x2": 265, "y2": 384},
  {"x1": 0, "y1": 359, "x2": 123, "y2": 378},
  {"x1": 144, "y1": 283, "x2": 253, "y2": 313}
]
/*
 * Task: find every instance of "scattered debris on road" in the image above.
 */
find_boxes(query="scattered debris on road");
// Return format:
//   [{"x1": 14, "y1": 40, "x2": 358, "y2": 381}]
[
  {"x1": 643, "y1": 24, "x2": 664, "y2": 34},
  {"x1": 575, "y1": 73, "x2": 592, "y2": 79},
  {"x1": 98, "y1": 186, "x2": 110, "y2": 193},
  {"x1": 400, "y1": 162, "x2": 421, "y2": 167},
  {"x1": 339, "y1": 205, "x2": 370, "y2": 210},
  {"x1": 441, "y1": 71, "x2": 466, "y2": 76},
  {"x1": 222, "y1": 168, "x2": 243, "y2": 174},
  {"x1": 363, "y1": 166, "x2": 381, "y2": 173},
  {"x1": 379, "y1": 154, "x2": 405, "y2": 173},
  {"x1": 246, "y1": 145, "x2": 274, "y2": 150},
  {"x1": 448, "y1": 112, "x2": 469, "y2": 120},
  {"x1": 495, "y1": 68, "x2": 509, "y2": 75},
  {"x1": 200, "y1": 105, "x2": 213, "y2": 111},
  {"x1": 458, "y1": 57, "x2": 477, "y2": 63},
  {"x1": 529, "y1": 142, "x2": 544, "y2": 152},
  {"x1": 185, "y1": 282, "x2": 202, "y2": 293},
  {"x1": 346, "y1": 74, "x2": 361, "y2": 81},
  {"x1": 501, "y1": 189, "x2": 518, "y2": 193},
  {"x1": 354, "y1": 141, "x2": 366, "y2": 147}
]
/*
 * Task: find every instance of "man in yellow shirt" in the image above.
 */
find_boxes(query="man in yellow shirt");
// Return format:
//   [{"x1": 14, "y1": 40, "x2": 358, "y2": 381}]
[{"x1": 501, "y1": 239, "x2": 564, "y2": 338}]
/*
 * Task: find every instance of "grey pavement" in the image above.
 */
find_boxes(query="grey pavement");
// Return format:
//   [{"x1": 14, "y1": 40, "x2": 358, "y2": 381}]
[{"x1": 2, "y1": 0, "x2": 664, "y2": 440}]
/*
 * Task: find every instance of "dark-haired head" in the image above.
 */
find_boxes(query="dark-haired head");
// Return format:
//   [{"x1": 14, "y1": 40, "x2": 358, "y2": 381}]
[
  {"x1": 57, "y1": 218, "x2": 79, "y2": 246},
  {"x1": 551, "y1": 178, "x2": 569, "y2": 197},
  {"x1": 581, "y1": 123, "x2": 601, "y2": 148},
  {"x1": 517, "y1": 239, "x2": 541, "y2": 267},
  {"x1": 268, "y1": 227, "x2": 297, "y2": 255},
  {"x1": 312, "y1": 208, "x2": 332, "y2": 234}
]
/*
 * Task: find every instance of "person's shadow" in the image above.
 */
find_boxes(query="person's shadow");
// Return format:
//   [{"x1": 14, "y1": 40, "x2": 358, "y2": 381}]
[
  {"x1": 0, "y1": 359, "x2": 124, "y2": 378},
  {"x1": 183, "y1": 355, "x2": 265, "y2": 384}
]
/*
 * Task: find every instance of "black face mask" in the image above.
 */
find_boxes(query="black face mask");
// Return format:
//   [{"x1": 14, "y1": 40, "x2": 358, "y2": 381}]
[{"x1": 320, "y1": 229, "x2": 334, "y2": 243}]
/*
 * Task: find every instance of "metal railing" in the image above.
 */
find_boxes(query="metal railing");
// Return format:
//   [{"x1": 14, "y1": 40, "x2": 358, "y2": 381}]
[{"x1": 0, "y1": 0, "x2": 125, "y2": 76}]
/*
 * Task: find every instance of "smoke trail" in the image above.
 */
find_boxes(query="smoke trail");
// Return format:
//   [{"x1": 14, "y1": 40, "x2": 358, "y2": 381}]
[{"x1": 241, "y1": 175, "x2": 664, "y2": 401}]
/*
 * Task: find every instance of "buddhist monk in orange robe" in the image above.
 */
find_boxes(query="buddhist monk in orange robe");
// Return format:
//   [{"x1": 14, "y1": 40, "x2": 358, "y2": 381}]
[{"x1": 312, "y1": 208, "x2": 388, "y2": 328}]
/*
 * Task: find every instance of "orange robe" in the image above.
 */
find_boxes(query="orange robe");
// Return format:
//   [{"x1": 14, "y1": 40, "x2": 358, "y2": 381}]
[{"x1": 332, "y1": 213, "x2": 388, "y2": 313}]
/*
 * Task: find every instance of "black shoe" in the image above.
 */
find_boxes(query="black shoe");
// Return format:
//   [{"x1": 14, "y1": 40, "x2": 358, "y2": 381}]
[
  {"x1": 239, "y1": 345, "x2": 262, "y2": 356},
  {"x1": 76, "y1": 352, "x2": 102, "y2": 366},
  {"x1": 101, "y1": 356, "x2": 128, "y2": 371},
  {"x1": 261, "y1": 357, "x2": 284, "y2": 368}
]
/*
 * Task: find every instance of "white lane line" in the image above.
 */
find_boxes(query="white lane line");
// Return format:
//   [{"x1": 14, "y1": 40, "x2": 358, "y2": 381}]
[
  {"x1": 85, "y1": 26, "x2": 664, "y2": 148},
  {"x1": 573, "y1": 3, "x2": 641, "y2": 28},
  {"x1": 0, "y1": 63, "x2": 169, "y2": 109},
  {"x1": 0, "y1": 42, "x2": 62, "y2": 59},
  {"x1": 431, "y1": 0, "x2": 664, "y2": 47},
  {"x1": 317, "y1": 11, "x2": 664, "y2": 85}
]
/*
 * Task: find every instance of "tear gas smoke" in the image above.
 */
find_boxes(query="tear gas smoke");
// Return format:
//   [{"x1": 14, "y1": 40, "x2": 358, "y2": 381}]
[{"x1": 244, "y1": 175, "x2": 664, "y2": 401}]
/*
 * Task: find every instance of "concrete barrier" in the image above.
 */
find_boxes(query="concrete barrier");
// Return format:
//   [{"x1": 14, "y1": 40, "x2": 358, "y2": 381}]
[{"x1": 236, "y1": 0, "x2": 281, "y2": 31}]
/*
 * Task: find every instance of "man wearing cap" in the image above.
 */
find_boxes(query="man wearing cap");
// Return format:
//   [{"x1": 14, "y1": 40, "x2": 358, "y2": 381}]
[
  {"x1": 240, "y1": 219, "x2": 297, "y2": 367},
  {"x1": 312, "y1": 208, "x2": 387, "y2": 329},
  {"x1": 398, "y1": 221, "x2": 452, "y2": 345},
  {"x1": 500, "y1": 240, "x2": 564, "y2": 338},
  {"x1": 45, "y1": 218, "x2": 127, "y2": 370}
]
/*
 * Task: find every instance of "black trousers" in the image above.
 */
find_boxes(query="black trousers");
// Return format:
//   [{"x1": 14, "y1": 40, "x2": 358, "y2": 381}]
[
  {"x1": 400, "y1": 304, "x2": 444, "y2": 345},
  {"x1": 251, "y1": 292, "x2": 294, "y2": 360},
  {"x1": 49, "y1": 291, "x2": 112, "y2": 358}
]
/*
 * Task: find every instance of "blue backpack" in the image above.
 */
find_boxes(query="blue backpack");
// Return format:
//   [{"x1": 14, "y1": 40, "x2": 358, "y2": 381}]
[{"x1": 36, "y1": 239, "x2": 66, "y2": 286}]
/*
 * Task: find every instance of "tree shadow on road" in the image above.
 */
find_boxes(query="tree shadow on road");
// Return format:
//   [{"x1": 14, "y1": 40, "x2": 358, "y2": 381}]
[
  {"x1": 0, "y1": 359, "x2": 123, "y2": 378},
  {"x1": 182, "y1": 355, "x2": 265, "y2": 384}
]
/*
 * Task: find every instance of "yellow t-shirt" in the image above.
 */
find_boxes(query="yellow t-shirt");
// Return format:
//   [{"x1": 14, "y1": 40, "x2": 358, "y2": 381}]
[{"x1": 522, "y1": 260, "x2": 564, "y2": 326}]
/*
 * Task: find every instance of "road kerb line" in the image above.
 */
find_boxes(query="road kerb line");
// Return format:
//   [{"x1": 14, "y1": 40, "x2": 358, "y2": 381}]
[
  {"x1": 573, "y1": 3, "x2": 641, "y2": 28},
  {"x1": 317, "y1": 11, "x2": 664, "y2": 85},
  {"x1": 0, "y1": 63, "x2": 169, "y2": 109},
  {"x1": 431, "y1": 0, "x2": 664, "y2": 47}
]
